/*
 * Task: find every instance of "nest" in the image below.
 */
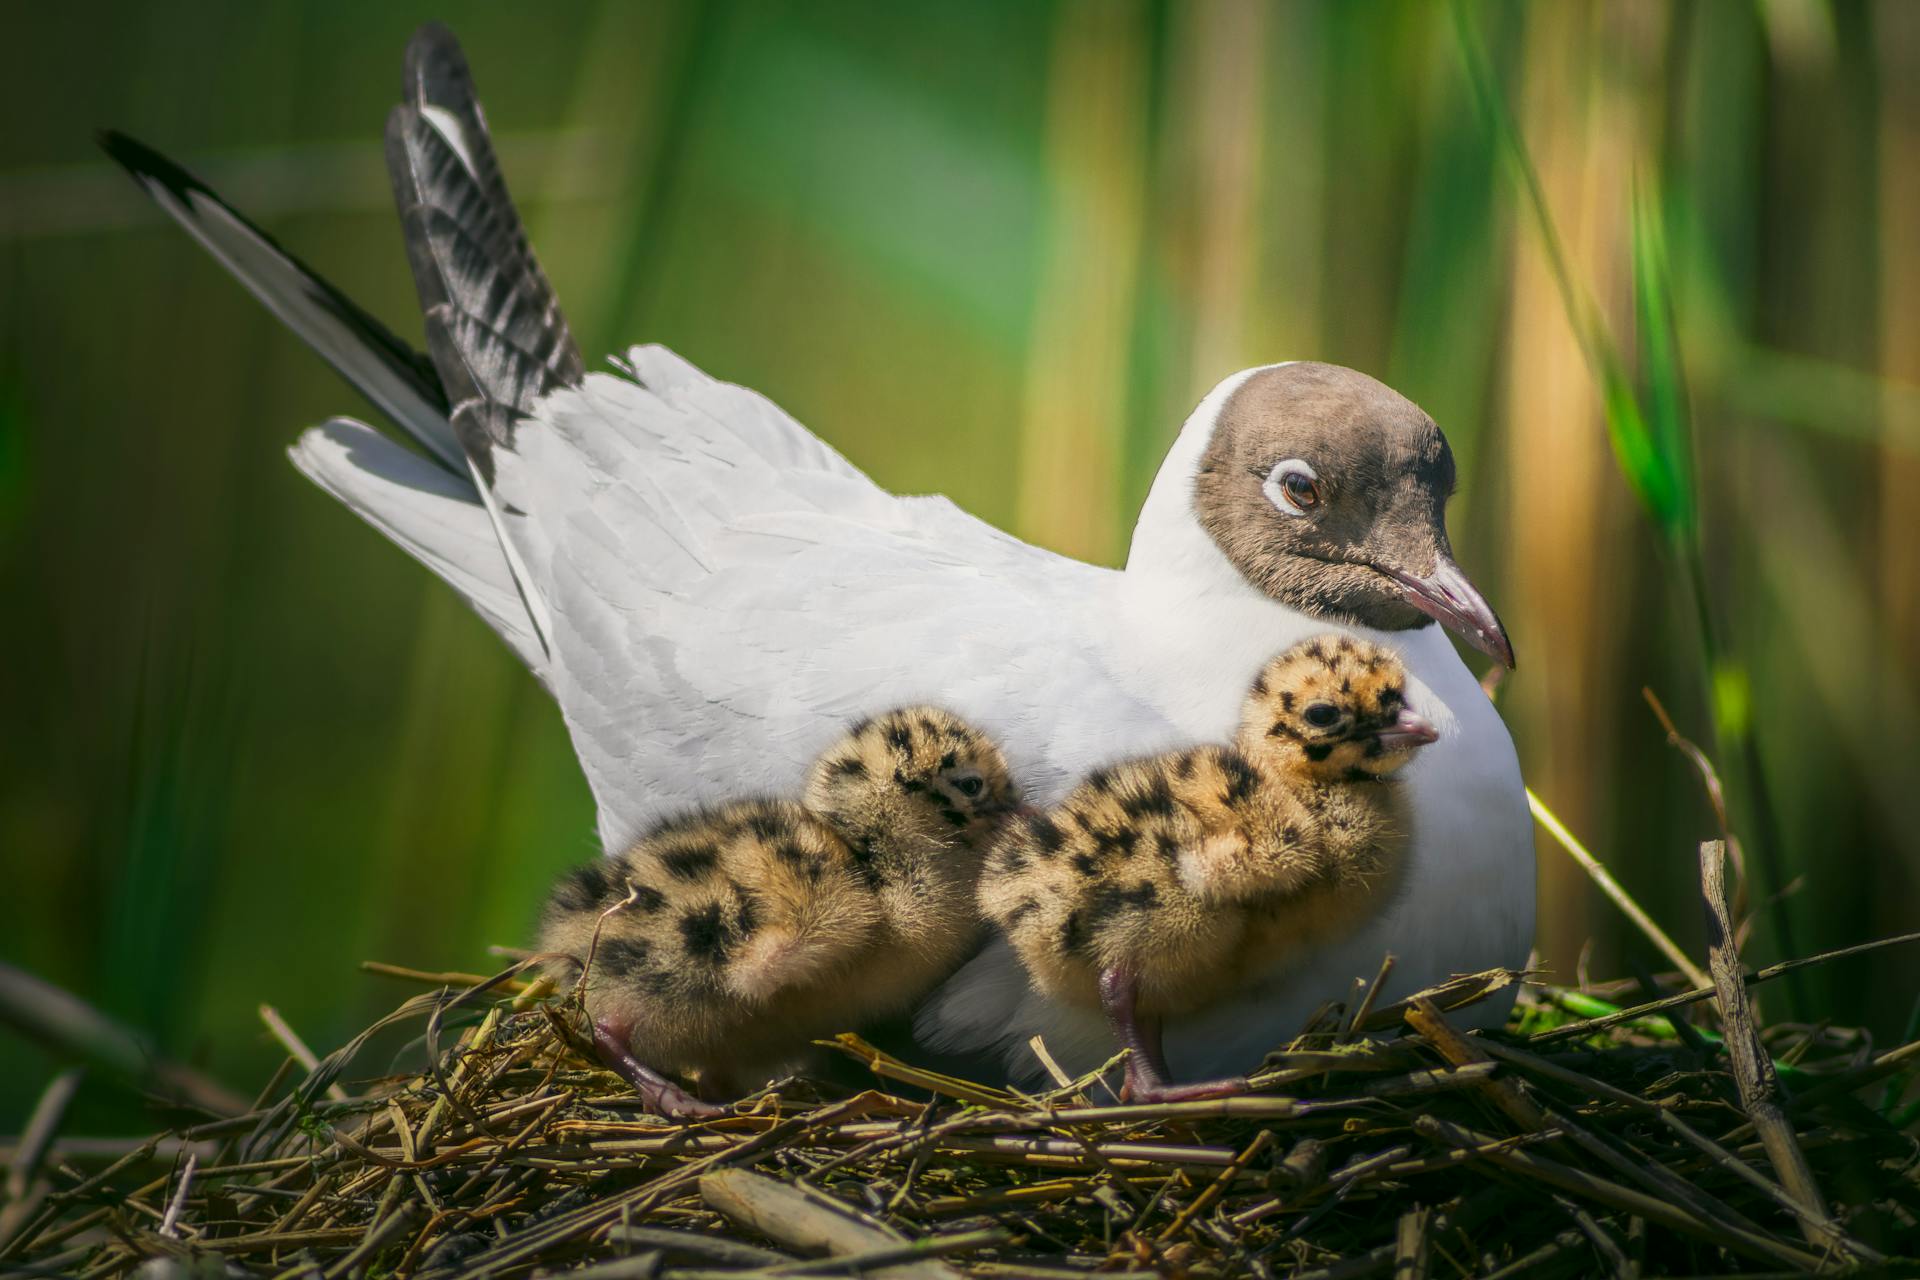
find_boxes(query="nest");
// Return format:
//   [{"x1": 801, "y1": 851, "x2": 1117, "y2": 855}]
[{"x1": 5, "y1": 902, "x2": 1918, "y2": 1280}]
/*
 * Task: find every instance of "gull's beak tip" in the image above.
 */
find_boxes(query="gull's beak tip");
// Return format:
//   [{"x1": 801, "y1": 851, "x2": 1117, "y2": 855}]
[{"x1": 1385, "y1": 556, "x2": 1515, "y2": 670}]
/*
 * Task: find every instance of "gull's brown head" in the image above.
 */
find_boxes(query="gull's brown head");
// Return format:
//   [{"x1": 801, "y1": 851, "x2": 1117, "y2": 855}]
[{"x1": 1193, "y1": 362, "x2": 1513, "y2": 667}]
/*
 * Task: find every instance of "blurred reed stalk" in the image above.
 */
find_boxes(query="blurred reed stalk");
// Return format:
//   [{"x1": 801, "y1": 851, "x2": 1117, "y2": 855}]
[
  {"x1": 1015, "y1": 0, "x2": 1148, "y2": 565},
  {"x1": 1451, "y1": 1, "x2": 1804, "y2": 997}
]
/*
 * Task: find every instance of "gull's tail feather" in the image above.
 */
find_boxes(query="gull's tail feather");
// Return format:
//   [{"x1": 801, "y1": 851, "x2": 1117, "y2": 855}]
[
  {"x1": 96, "y1": 131, "x2": 466, "y2": 476},
  {"x1": 385, "y1": 22, "x2": 583, "y2": 469},
  {"x1": 381, "y1": 23, "x2": 583, "y2": 658}
]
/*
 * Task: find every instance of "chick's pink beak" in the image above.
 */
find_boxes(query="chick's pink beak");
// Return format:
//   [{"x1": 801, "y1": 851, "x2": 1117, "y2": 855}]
[{"x1": 1374, "y1": 707, "x2": 1439, "y2": 750}]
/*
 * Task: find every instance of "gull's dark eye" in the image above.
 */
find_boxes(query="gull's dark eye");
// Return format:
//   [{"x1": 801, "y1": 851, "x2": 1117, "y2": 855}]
[
  {"x1": 1264, "y1": 459, "x2": 1322, "y2": 516},
  {"x1": 1282, "y1": 471, "x2": 1319, "y2": 509},
  {"x1": 1303, "y1": 703, "x2": 1340, "y2": 729},
  {"x1": 953, "y1": 775, "x2": 984, "y2": 797}
]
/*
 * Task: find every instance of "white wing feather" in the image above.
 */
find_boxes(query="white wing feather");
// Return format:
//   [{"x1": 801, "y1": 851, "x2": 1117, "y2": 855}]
[{"x1": 289, "y1": 418, "x2": 545, "y2": 674}]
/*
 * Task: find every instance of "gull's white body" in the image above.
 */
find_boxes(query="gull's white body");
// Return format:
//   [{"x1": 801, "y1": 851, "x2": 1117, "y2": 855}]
[{"x1": 296, "y1": 352, "x2": 1533, "y2": 1078}]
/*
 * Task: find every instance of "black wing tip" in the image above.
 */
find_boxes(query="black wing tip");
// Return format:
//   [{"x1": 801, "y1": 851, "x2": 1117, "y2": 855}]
[{"x1": 96, "y1": 129, "x2": 203, "y2": 196}]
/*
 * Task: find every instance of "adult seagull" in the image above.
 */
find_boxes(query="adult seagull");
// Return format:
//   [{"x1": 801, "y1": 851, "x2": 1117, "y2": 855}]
[{"x1": 103, "y1": 24, "x2": 1532, "y2": 1082}]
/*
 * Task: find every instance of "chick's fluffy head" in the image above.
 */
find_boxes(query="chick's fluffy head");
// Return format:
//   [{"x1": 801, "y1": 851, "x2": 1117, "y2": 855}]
[
  {"x1": 805, "y1": 706, "x2": 1017, "y2": 846},
  {"x1": 1241, "y1": 634, "x2": 1433, "y2": 779}
]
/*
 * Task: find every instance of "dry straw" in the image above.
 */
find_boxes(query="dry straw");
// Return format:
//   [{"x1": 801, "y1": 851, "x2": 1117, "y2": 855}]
[{"x1": 3, "y1": 855, "x2": 1918, "y2": 1279}]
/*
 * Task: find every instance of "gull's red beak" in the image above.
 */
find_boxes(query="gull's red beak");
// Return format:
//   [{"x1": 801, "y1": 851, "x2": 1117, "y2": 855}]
[{"x1": 1382, "y1": 555, "x2": 1515, "y2": 669}]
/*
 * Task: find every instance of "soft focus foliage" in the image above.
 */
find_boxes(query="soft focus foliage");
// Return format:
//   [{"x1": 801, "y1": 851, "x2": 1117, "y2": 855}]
[{"x1": 2, "y1": 0, "x2": 1916, "y2": 1129}]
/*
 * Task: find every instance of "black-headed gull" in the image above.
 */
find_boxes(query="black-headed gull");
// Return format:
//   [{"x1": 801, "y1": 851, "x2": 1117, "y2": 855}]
[{"x1": 103, "y1": 23, "x2": 1531, "y2": 1081}]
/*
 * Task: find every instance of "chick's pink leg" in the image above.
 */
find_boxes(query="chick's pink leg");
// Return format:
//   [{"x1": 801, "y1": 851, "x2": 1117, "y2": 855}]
[
  {"x1": 1098, "y1": 968, "x2": 1249, "y2": 1103},
  {"x1": 592, "y1": 1021, "x2": 725, "y2": 1120}
]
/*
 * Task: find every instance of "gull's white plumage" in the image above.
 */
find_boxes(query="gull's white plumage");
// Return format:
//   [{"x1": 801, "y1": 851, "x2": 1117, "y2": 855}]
[{"x1": 295, "y1": 354, "x2": 1532, "y2": 1077}]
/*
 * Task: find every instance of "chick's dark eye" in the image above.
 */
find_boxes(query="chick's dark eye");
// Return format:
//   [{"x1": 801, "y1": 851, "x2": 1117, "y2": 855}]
[
  {"x1": 1282, "y1": 471, "x2": 1319, "y2": 509},
  {"x1": 1303, "y1": 703, "x2": 1340, "y2": 729},
  {"x1": 954, "y1": 776, "x2": 984, "y2": 797}
]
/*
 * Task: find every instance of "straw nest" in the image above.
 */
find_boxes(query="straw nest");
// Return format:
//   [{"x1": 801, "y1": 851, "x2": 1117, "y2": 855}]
[{"x1": 4, "y1": 845, "x2": 1917, "y2": 1279}]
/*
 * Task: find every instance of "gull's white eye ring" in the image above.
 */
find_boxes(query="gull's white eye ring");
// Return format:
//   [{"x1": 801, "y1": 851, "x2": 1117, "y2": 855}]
[{"x1": 1263, "y1": 459, "x2": 1322, "y2": 516}]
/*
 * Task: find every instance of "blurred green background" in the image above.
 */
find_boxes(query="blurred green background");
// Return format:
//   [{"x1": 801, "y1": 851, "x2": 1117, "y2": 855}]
[{"x1": 3, "y1": 0, "x2": 1917, "y2": 1131}]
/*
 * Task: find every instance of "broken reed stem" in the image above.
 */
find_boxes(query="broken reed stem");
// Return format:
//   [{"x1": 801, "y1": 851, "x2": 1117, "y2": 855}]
[
  {"x1": 1698, "y1": 839, "x2": 1849, "y2": 1258},
  {"x1": 4, "y1": 1068, "x2": 83, "y2": 1203},
  {"x1": 1527, "y1": 789, "x2": 1712, "y2": 989},
  {"x1": 1642, "y1": 689, "x2": 1741, "y2": 900}
]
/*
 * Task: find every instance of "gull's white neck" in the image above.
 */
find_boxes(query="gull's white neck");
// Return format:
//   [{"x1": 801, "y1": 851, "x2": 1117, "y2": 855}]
[{"x1": 1124, "y1": 366, "x2": 1274, "y2": 589}]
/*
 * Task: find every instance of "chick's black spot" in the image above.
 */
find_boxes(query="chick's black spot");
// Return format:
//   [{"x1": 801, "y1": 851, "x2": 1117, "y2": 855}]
[
  {"x1": 678, "y1": 904, "x2": 732, "y2": 965},
  {"x1": 553, "y1": 863, "x2": 609, "y2": 912},
  {"x1": 629, "y1": 884, "x2": 666, "y2": 913},
  {"x1": 941, "y1": 807, "x2": 970, "y2": 828},
  {"x1": 1087, "y1": 879, "x2": 1159, "y2": 928},
  {"x1": 1071, "y1": 853, "x2": 1099, "y2": 877},
  {"x1": 831, "y1": 756, "x2": 867, "y2": 778},
  {"x1": 885, "y1": 724, "x2": 913, "y2": 753},
  {"x1": 660, "y1": 845, "x2": 718, "y2": 881},
  {"x1": 1123, "y1": 777, "x2": 1176, "y2": 819},
  {"x1": 1027, "y1": 815, "x2": 1065, "y2": 855},
  {"x1": 746, "y1": 813, "x2": 785, "y2": 841},
  {"x1": 1280, "y1": 691, "x2": 1296, "y2": 712},
  {"x1": 1061, "y1": 910, "x2": 1089, "y2": 954},
  {"x1": 1304, "y1": 744, "x2": 1333, "y2": 763},
  {"x1": 1222, "y1": 755, "x2": 1260, "y2": 804}
]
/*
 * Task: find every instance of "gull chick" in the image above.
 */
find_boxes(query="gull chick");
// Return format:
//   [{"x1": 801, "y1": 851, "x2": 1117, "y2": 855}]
[
  {"x1": 979, "y1": 636, "x2": 1436, "y2": 1101},
  {"x1": 540, "y1": 707, "x2": 1015, "y2": 1118}
]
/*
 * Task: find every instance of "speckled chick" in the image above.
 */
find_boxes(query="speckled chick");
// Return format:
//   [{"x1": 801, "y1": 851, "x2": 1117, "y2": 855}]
[
  {"x1": 540, "y1": 707, "x2": 1017, "y2": 1118},
  {"x1": 979, "y1": 635, "x2": 1436, "y2": 1101}
]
